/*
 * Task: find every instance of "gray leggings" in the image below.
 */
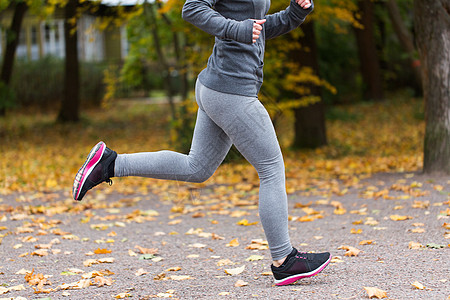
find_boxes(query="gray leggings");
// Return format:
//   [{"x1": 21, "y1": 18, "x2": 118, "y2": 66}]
[{"x1": 115, "y1": 80, "x2": 292, "y2": 260}]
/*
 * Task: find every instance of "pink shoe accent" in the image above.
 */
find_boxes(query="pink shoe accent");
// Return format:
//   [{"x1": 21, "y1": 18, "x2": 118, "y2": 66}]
[
  {"x1": 275, "y1": 255, "x2": 331, "y2": 286},
  {"x1": 75, "y1": 142, "x2": 106, "y2": 199}
]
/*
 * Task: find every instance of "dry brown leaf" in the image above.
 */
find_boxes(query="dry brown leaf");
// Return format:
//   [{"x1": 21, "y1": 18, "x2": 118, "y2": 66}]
[
  {"x1": 93, "y1": 276, "x2": 113, "y2": 287},
  {"x1": 235, "y1": 279, "x2": 248, "y2": 287},
  {"x1": 212, "y1": 233, "x2": 225, "y2": 240},
  {"x1": 226, "y1": 238, "x2": 239, "y2": 247},
  {"x1": 135, "y1": 245, "x2": 158, "y2": 254},
  {"x1": 224, "y1": 265, "x2": 245, "y2": 276},
  {"x1": 35, "y1": 243, "x2": 52, "y2": 249},
  {"x1": 165, "y1": 266, "x2": 181, "y2": 272},
  {"x1": 363, "y1": 287, "x2": 387, "y2": 299},
  {"x1": 31, "y1": 249, "x2": 49, "y2": 256},
  {"x1": 443, "y1": 223, "x2": 450, "y2": 230}
]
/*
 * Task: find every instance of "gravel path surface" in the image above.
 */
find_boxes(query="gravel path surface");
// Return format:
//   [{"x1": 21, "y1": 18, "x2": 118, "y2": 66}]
[{"x1": 0, "y1": 172, "x2": 449, "y2": 300}]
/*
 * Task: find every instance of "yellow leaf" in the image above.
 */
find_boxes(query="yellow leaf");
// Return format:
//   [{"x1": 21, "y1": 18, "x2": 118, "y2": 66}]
[
  {"x1": 224, "y1": 265, "x2": 245, "y2": 276},
  {"x1": 411, "y1": 281, "x2": 425, "y2": 290},
  {"x1": 390, "y1": 215, "x2": 412, "y2": 221},
  {"x1": 246, "y1": 255, "x2": 264, "y2": 261},
  {"x1": 411, "y1": 228, "x2": 425, "y2": 233},
  {"x1": 363, "y1": 287, "x2": 387, "y2": 299},
  {"x1": 94, "y1": 248, "x2": 112, "y2": 254},
  {"x1": 352, "y1": 220, "x2": 363, "y2": 225},
  {"x1": 114, "y1": 293, "x2": 131, "y2": 299},
  {"x1": 350, "y1": 228, "x2": 362, "y2": 234},
  {"x1": 165, "y1": 266, "x2": 181, "y2": 272},
  {"x1": 338, "y1": 245, "x2": 361, "y2": 257},
  {"x1": 31, "y1": 249, "x2": 49, "y2": 256},
  {"x1": 226, "y1": 238, "x2": 239, "y2": 247},
  {"x1": 237, "y1": 219, "x2": 258, "y2": 226}
]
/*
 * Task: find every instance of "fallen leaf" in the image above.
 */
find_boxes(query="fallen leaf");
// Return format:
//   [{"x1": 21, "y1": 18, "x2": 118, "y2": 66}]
[
  {"x1": 135, "y1": 268, "x2": 149, "y2": 276},
  {"x1": 390, "y1": 215, "x2": 412, "y2": 221},
  {"x1": 426, "y1": 243, "x2": 445, "y2": 249},
  {"x1": 224, "y1": 265, "x2": 245, "y2": 275},
  {"x1": 218, "y1": 292, "x2": 230, "y2": 296},
  {"x1": 411, "y1": 228, "x2": 425, "y2": 233},
  {"x1": 359, "y1": 240, "x2": 374, "y2": 245},
  {"x1": 128, "y1": 249, "x2": 137, "y2": 257},
  {"x1": 93, "y1": 276, "x2": 113, "y2": 287},
  {"x1": 31, "y1": 249, "x2": 49, "y2": 256},
  {"x1": 338, "y1": 245, "x2": 361, "y2": 257},
  {"x1": 217, "y1": 259, "x2": 234, "y2": 266},
  {"x1": 443, "y1": 223, "x2": 450, "y2": 230},
  {"x1": 16, "y1": 268, "x2": 31, "y2": 275},
  {"x1": 188, "y1": 243, "x2": 206, "y2": 248},
  {"x1": 351, "y1": 228, "x2": 362, "y2": 234},
  {"x1": 408, "y1": 241, "x2": 424, "y2": 249},
  {"x1": 114, "y1": 292, "x2": 131, "y2": 298},
  {"x1": 235, "y1": 279, "x2": 248, "y2": 287},
  {"x1": 170, "y1": 275, "x2": 192, "y2": 280},
  {"x1": 411, "y1": 281, "x2": 425, "y2": 290},
  {"x1": 226, "y1": 238, "x2": 239, "y2": 247},
  {"x1": 237, "y1": 219, "x2": 258, "y2": 226},
  {"x1": 246, "y1": 255, "x2": 264, "y2": 261},
  {"x1": 94, "y1": 248, "x2": 112, "y2": 254},
  {"x1": 363, "y1": 287, "x2": 387, "y2": 299},
  {"x1": 165, "y1": 266, "x2": 181, "y2": 272},
  {"x1": 135, "y1": 245, "x2": 158, "y2": 254}
]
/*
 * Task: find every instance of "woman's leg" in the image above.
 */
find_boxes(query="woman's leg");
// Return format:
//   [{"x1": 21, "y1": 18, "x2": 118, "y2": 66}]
[
  {"x1": 114, "y1": 107, "x2": 232, "y2": 183},
  {"x1": 196, "y1": 82, "x2": 292, "y2": 261}
]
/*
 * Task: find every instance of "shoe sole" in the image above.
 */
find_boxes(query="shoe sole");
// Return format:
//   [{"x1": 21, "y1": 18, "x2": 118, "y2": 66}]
[
  {"x1": 73, "y1": 141, "x2": 106, "y2": 201},
  {"x1": 274, "y1": 254, "x2": 332, "y2": 286}
]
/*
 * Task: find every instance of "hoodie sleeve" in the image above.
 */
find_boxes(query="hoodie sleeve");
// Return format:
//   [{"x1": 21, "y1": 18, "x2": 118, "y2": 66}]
[
  {"x1": 264, "y1": 0, "x2": 314, "y2": 40},
  {"x1": 182, "y1": 0, "x2": 254, "y2": 44}
]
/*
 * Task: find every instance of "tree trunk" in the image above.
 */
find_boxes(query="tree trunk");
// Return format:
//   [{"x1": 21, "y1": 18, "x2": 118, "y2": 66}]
[
  {"x1": 58, "y1": 0, "x2": 80, "y2": 122},
  {"x1": 292, "y1": 19, "x2": 327, "y2": 149},
  {"x1": 0, "y1": 2, "x2": 28, "y2": 116},
  {"x1": 386, "y1": 0, "x2": 422, "y2": 93},
  {"x1": 354, "y1": 0, "x2": 384, "y2": 101},
  {"x1": 414, "y1": 0, "x2": 450, "y2": 174}
]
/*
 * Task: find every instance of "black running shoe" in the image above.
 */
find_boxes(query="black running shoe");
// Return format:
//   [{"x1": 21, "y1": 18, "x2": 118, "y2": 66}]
[
  {"x1": 271, "y1": 248, "x2": 331, "y2": 286},
  {"x1": 73, "y1": 141, "x2": 117, "y2": 201}
]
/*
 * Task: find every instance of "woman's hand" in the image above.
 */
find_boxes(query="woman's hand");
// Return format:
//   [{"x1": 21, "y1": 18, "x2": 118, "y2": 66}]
[
  {"x1": 296, "y1": 0, "x2": 311, "y2": 9},
  {"x1": 252, "y1": 19, "x2": 266, "y2": 43}
]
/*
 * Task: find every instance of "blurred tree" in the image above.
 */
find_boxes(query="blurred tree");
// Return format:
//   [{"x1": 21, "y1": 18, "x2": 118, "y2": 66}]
[
  {"x1": 414, "y1": 0, "x2": 450, "y2": 174},
  {"x1": 353, "y1": 0, "x2": 384, "y2": 101},
  {"x1": 291, "y1": 19, "x2": 327, "y2": 148},
  {"x1": 58, "y1": 0, "x2": 80, "y2": 122},
  {"x1": 0, "y1": 0, "x2": 28, "y2": 116},
  {"x1": 384, "y1": 0, "x2": 421, "y2": 93}
]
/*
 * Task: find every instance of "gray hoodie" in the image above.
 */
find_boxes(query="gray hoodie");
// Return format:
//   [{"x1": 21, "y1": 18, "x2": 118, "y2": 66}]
[{"x1": 182, "y1": 0, "x2": 314, "y2": 97}]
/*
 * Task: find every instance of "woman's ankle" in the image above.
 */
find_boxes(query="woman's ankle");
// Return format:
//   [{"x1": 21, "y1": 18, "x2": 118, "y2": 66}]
[{"x1": 273, "y1": 256, "x2": 287, "y2": 268}]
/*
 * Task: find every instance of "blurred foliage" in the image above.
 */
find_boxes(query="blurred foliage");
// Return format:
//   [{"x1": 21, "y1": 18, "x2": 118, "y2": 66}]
[
  {"x1": 5, "y1": 57, "x2": 105, "y2": 108},
  {"x1": 0, "y1": 96, "x2": 424, "y2": 194}
]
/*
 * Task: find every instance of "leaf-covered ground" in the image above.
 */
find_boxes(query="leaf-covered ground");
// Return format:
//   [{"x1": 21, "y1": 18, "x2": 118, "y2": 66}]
[{"x1": 0, "y1": 97, "x2": 449, "y2": 299}]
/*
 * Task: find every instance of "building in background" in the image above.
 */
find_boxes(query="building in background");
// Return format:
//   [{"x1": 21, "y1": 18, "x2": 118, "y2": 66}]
[{"x1": 0, "y1": 4, "x2": 129, "y2": 62}]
